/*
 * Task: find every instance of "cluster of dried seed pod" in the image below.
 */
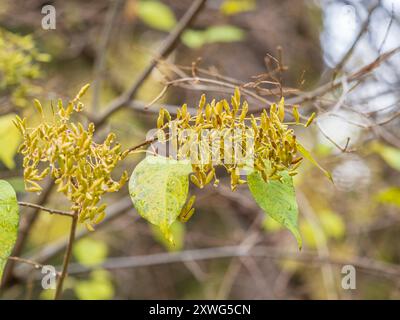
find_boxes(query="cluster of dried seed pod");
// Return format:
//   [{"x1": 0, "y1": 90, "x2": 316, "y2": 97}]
[
  {"x1": 15, "y1": 85, "x2": 128, "y2": 230},
  {"x1": 156, "y1": 87, "x2": 315, "y2": 191}
]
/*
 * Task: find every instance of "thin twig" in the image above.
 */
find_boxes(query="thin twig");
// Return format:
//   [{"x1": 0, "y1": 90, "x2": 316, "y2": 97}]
[
  {"x1": 284, "y1": 47, "x2": 400, "y2": 108},
  {"x1": 144, "y1": 84, "x2": 170, "y2": 110},
  {"x1": 316, "y1": 121, "x2": 352, "y2": 153},
  {"x1": 128, "y1": 100, "x2": 194, "y2": 115},
  {"x1": 378, "y1": 4, "x2": 395, "y2": 54},
  {"x1": 8, "y1": 256, "x2": 43, "y2": 270},
  {"x1": 1, "y1": 180, "x2": 54, "y2": 287},
  {"x1": 334, "y1": 2, "x2": 380, "y2": 72},
  {"x1": 18, "y1": 202, "x2": 74, "y2": 217},
  {"x1": 166, "y1": 76, "x2": 272, "y2": 104},
  {"x1": 54, "y1": 211, "x2": 79, "y2": 300},
  {"x1": 126, "y1": 137, "x2": 157, "y2": 154},
  {"x1": 8, "y1": 256, "x2": 61, "y2": 277}
]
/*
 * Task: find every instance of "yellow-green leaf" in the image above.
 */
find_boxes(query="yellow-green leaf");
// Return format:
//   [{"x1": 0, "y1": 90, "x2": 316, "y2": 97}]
[
  {"x1": 319, "y1": 209, "x2": 345, "y2": 239},
  {"x1": 73, "y1": 238, "x2": 108, "y2": 267},
  {"x1": 278, "y1": 97, "x2": 285, "y2": 121},
  {"x1": 299, "y1": 221, "x2": 317, "y2": 249},
  {"x1": 74, "y1": 270, "x2": 114, "y2": 300},
  {"x1": 220, "y1": 0, "x2": 256, "y2": 15},
  {"x1": 137, "y1": 0, "x2": 177, "y2": 32},
  {"x1": 205, "y1": 25, "x2": 245, "y2": 44},
  {"x1": 375, "y1": 187, "x2": 400, "y2": 207},
  {"x1": 0, "y1": 114, "x2": 21, "y2": 169},
  {"x1": 182, "y1": 25, "x2": 245, "y2": 49},
  {"x1": 129, "y1": 156, "x2": 192, "y2": 244},
  {"x1": 0, "y1": 180, "x2": 20, "y2": 280},
  {"x1": 247, "y1": 170, "x2": 302, "y2": 249},
  {"x1": 181, "y1": 30, "x2": 207, "y2": 49},
  {"x1": 296, "y1": 142, "x2": 333, "y2": 182}
]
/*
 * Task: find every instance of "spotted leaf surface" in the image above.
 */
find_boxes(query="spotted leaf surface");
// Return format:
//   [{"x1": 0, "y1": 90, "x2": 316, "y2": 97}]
[
  {"x1": 0, "y1": 180, "x2": 19, "y2": 280},
  {"x1": 129, "y1": 156, "x2": 191, "y2": 243}
]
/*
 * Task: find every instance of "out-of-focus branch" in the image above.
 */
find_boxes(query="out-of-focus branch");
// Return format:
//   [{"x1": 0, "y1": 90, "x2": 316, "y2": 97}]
[
  {"x1": 166, "y1": 77, "x2": 272, "y2": 104},
  {"x1": 378, "y1": 4, "x2": 395, "y2": 53},
  {"x1": 93, "y1": 0, "x2": 208, "y2": 127},
  {"x1": 91, "y1": 0, "x2": 125, "y2": 112},
  {"x1": 56, "y1": 245, "x2": 400, "y2": 280},
  {"x1": 7, "y1": 256, "x2": 61, "y2": 277},
  {"x1": 286, "y1": 47, "x2": 400, "y2": 107},
  {"x1": 334, "y1": 2, "x2": 380, "y2": 72},
  {"x1": 128, "y1": 100, "x2": 194, "y2": 115},
  {"x1": 297, "y1": 191, "x2": 338, "y2": 300}
]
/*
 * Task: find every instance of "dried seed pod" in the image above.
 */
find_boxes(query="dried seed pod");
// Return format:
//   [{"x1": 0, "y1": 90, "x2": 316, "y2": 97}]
[
  {"x1": 278, "y1": 97, "x2": 285, "y2": 121},
  {"x1": 33, "y1": 99, "x2": 44, "y2": 116},
  {"x1": 77, "y1": 83, "x2": 90, "y2": 99},
  {"x1": 198, "y1": 94, "x2": 206, "y2": 111},
  {"x1": 293, "y1": 105, "x2": 300, "y2": 123},
  {"x1": 190, "y1": 174, "x2": 202, "y2": 188},
  {"x1": 205, "y1": 169, "x2": 215, "y2": 185},
  {"x1": 239, "y1": 101, "x2": 248, "y2": 122},
  {"x1": 157, "y1": 109, "x2": 164, "y2": 128},
  {"x1": 18, "y1": 85, "x2": 128, "y2": 226},
  {"x1": 179, "y1": 207, "x2": 195, "y2": 223},
  {"x1": 305, "y1": 112, "x2": 316, "y2": 127},
  {"x1": 153, "y1": 86, "x2": 310, "y2": 199}
]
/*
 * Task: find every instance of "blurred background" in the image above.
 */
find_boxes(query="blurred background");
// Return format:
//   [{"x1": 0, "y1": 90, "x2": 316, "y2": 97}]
[{"x1": 0, "y1": 0, "x2": 400, "y2": 299}]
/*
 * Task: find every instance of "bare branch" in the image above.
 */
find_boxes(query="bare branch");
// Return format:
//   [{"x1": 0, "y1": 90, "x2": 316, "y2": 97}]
[
  {"x1": 334, "y1": 2, "x2": 380, "y2": 72},
  {"x1": 18, "y1": 202, "x2": 74, "y2": 217},
  {"x1": 8, "y1": 256, "x2": 61, "y2": 277},
  {"x1": 91, "y1": 0, "x2": 125, "y2": 112}
]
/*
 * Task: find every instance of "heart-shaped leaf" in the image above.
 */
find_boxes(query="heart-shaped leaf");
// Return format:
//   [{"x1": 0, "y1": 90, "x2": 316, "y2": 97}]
[
  {"x1": 129, "y1": 156, "x2": 191, "y2": 243},
  {"x1": 0, "y1": 180, "x2": 20, "y2": 280},
  {"x1": 247, "y1": 170, "x2": 302, "y2": 249}
]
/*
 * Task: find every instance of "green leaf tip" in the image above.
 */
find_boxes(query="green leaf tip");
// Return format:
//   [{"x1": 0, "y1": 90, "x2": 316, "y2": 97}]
[{"x1": 247, "y1": 169, "x2": 302, "y2": 249}]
